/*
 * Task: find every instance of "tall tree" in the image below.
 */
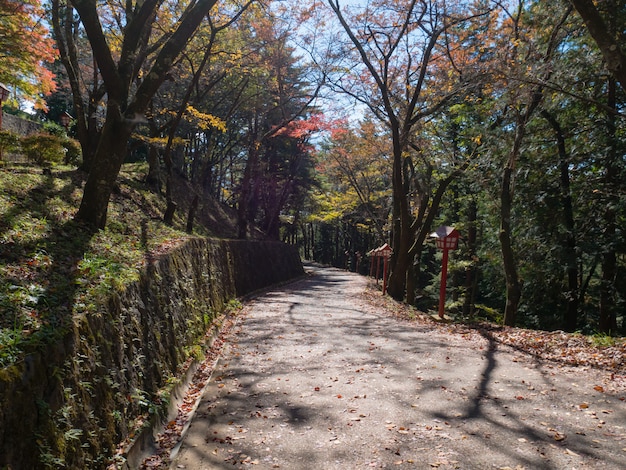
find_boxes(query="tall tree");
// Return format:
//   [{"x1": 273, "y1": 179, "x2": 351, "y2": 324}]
[
  {"x1": 540, "y1": 110, "x2": 579, "y2": 331},
  {"x1": 482, "y1": 1, "x2": 573, "y2": 326},
  {"x1": 157, "y1": 3, "x2": 253, "y2": 225},
  {"x1": 234, "y1": 12, "x2": 322, "y2": 238},
  {"x1": 51, "y1": 0, "x2": 103, "y2": 170},
  {"x1": 62, "y1": 0, "x2": 225, "y2": 229},
  {"x1": 323, "y1": 0, "x2": 488, "y2": 301}
]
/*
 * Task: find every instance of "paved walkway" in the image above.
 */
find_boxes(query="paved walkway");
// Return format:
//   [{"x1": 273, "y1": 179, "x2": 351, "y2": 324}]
[{"x1": 172, "y1": 265, "x2": 625, "y2": 469}]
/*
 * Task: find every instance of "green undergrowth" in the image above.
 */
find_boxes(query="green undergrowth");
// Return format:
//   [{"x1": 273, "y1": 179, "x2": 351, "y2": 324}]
[{"x1": 0, "y1": 163, "x2": 198, "y2": 368}]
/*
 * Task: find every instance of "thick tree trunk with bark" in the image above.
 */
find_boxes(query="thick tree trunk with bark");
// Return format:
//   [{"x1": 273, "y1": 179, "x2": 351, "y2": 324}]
[
  {"x1": 405, "y1": 256, "x2": 417, "y2": 305},
  {"x1": 500, "y1": 166, "x2": 522, "y2": 327},
  {"x1": 68, "y1": 0, "x2": 220, "y2": 228},
  {"x1": 599, "y1": 76, "x2": 619, "y2": 334},
  {"x1": 186, "y1": 194, "x2": 199, "y2": 234},
  {"x1": 75, "y1": 109, "x2": 134, "y2": 229},
  {"x1": 50, "y1": 0, "x2": 103, "y2": 173},
  {"x1": 146, "y1": 145, "x2": 161, "y2": 192},
  {"x1": 386, "y1": 131, "x2": 411, "y2": 301}
]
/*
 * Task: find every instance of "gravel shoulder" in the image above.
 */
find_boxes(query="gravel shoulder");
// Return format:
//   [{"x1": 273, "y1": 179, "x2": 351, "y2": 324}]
[{"x1": 170, "y1": 264, "x2": 626, "y2": 469}]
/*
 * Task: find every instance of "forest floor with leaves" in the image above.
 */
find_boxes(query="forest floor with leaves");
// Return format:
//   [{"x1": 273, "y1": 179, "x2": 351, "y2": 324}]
[{"x1": 139, "y1": 264, "x2": 625, "y2": 470}]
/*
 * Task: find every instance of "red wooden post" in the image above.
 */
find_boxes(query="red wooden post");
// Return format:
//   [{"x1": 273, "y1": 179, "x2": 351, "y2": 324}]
[
  {"x1": 438, "y1": 247, "x2": 450, "y2": 318},
  {"x1": 430, "y1": 227, "x2": 460, "y2": 319},
  {"x1": 382, "y1": 254, "x2": 389, "y2": 295}
]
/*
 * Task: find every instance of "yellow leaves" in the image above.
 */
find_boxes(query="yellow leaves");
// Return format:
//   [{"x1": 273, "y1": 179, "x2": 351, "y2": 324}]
[
  {"x1": 185, "y1": 105, "x2": 227, "y2": 132},
  {"x1": 132, "y1": 134, "x2": 188, "y2": 149},
  {"x1": 310, "y1": 188, "x2": 360, "y2": 223}
]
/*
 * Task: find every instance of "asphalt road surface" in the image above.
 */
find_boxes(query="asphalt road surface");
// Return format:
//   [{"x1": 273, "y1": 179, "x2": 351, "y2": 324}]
[{"x1": 171, "y1": 264, "x2": 626, "y2": 469}]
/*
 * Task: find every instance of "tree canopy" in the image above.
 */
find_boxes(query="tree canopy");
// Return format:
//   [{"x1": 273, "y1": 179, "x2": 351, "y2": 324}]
[{"x1": 3, "y1": 0, "x2": 623, "y2": 334}]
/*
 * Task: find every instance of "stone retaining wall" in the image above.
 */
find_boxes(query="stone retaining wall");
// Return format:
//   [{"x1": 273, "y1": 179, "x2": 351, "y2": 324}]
[
  {"x1": 3, "y1": 113, "x2": 43, "y2": 136},
  {"x1": 0, "y1": 238, "x2": 303, "y2": 469}
]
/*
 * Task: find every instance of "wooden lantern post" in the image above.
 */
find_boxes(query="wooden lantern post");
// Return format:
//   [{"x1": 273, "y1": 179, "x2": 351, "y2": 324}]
[
  {"x1": 378, "y1": 243, "x2": 393, "y2": 295},
  {"x1": 430, "y1": 226, "x2": 460, "y2": 319}
]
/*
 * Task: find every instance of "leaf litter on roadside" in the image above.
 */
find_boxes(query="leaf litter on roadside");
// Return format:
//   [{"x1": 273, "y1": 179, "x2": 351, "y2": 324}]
[
  {"x1": 363, "y1": 283, "x2": 626, "y2": 381},
  {"x1": 137, "y1": 311, "x2": 243, "y2": 469}
]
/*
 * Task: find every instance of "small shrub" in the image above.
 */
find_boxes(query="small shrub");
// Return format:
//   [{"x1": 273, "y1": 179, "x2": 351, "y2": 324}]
[
  {"x1": 21, "y1": 133, "x2": 66, "y2": 166},
  {"x1": 590, "y1": 333, "x2": 621, "y2": 347},
  {"x1": 42, "y1": 120, "x2": 66, "y2": 138},
  {"x1": 0, "y1": 129, "x2": 21, "y2": 158},
  {"x1": 62, "y1": 138, "x2": 82, "y2": 165}
]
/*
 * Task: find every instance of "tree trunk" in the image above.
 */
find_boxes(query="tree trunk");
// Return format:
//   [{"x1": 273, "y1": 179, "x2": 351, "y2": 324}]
[
  {"x1": 600, "y1": 246, "x2": 617, "y2": 334},
  {"x1": 498, "y1": 91, "x2": 543, "y2": 326},
  {"x1": 146, "y1": 144, "x2": 161, "y2": 192},
  {"x1": 500, "y1": 166, "x2": 522, "y2": 326},
  {"x1": 386, "y1": 129, "x2": 411, "y2": 301},
  {"x1": 599, "y1": 75, "x2": 618, "y2": 334},
  {"x1": 405, "y1": 255, "x2": 417, "y2": 305},
  {"x1": 75, "y1": 109, "x2": 133, "y2": 229},
  {"x1": 186, "y1": 194, "x2": 199, "y2": 234},
  {"x1": 387, "y1": 229, "x2": 411, "y2": 300},
  {"x1": 163, "y1": 170, "x2": 177, "y2": 226},
  {"x1": 463, "y1": 199, "x2": 478, "y2": 317},
  {"x1": 542, "y1": 110, "x2": 579, "y2": 332},
  {"x1": 50, "y1": 0, "x2": 103, "y2": 173},
  {"x1": 237, "y1": 141, "x2": 259, "y2": 239}
]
